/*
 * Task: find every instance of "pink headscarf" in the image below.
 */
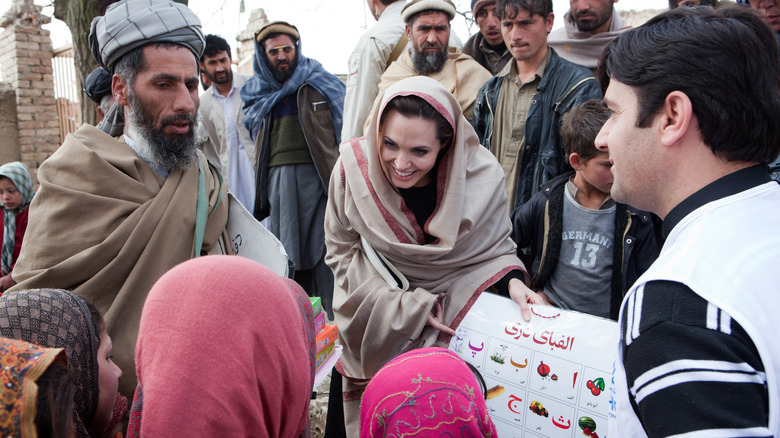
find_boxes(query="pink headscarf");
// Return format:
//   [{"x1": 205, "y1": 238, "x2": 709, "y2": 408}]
[
  {"x1": 360, "y1": 347, "x2": 497, "y2": 437},
  {"x1": 132, "y1": 255, "x2": 315, "y2": 437}
]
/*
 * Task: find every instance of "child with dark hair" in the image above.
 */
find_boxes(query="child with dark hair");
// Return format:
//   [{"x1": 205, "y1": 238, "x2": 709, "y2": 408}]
[
  {"x1": 510, "y1": 99, "x2": 658, "y2": 320},
  {"x1": 0, "y1": 162, "x2": 34, "y2": 293}
]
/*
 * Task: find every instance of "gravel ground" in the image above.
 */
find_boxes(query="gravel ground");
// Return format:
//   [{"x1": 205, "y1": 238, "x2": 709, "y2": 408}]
[{"x1": 309, "y1": 372, "x2": 331, "y2": 437}]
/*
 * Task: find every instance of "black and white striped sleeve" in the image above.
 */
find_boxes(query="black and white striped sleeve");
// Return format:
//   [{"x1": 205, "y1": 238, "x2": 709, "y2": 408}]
[{"x1": 621, "y1": 280, "x2": 771, "y2": 438}]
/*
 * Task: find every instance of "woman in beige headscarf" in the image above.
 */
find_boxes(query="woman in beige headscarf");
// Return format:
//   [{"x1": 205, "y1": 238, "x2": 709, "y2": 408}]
[{"x1": 325, "y1": 75, "x2": 540, "y2": 433}]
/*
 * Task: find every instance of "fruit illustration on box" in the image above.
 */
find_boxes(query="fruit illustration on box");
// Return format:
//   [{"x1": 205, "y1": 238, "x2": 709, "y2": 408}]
[
  {"x1": 529, "y1": 400, "x2": 549, "y2": 417},
  {"x1": 578, "y1": 416, "x2": 599, "y2": 437},
  {"x1": 537, "y1": 361, "x2": 551, "y2": 378},
  {"x1": 586, "y1": 377, "x2": 605, "y2": 396}
]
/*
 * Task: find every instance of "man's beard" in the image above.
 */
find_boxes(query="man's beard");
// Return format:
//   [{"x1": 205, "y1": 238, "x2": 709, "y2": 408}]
[
  {"x1": 209, "y1": 68, "x2": 232, "y2": 85},
  {"x1": 125, "y1": 89, "x2": 197, "y2": 172},
  {"x1": 264, "y1": 55, "x2": 298, "y2": 84},
  {"x1": 412, "y1": 42, "x2": 448, "y2": 75},
  {"x1": 574, "y1": 9, "x2": 611, "y2": 32}
]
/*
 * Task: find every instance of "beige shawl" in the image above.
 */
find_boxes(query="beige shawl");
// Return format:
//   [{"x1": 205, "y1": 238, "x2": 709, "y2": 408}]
[
  {"x1": 363, "y1": 48, "x2": 492, "y2": 134},
  {"x1": 548, "y1": 10, "x2": 631, "y2": 70},
  {"x1": 325, "y1": 76, "x2": 526, "y2": 382},
  {"x1": 10, "y1": 124, "x2": 229, "y2": 396}
]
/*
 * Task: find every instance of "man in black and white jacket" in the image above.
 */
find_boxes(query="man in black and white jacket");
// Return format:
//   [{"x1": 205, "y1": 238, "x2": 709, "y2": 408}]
[{"x1": 594, "y1": 7, "x2": 780, "y2": 437}]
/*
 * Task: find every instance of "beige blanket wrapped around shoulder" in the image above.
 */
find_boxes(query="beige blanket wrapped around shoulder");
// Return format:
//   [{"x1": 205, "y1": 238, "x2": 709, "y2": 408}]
[{"x1": 10, "y1": 124, "x2": 229, "y2": 395}]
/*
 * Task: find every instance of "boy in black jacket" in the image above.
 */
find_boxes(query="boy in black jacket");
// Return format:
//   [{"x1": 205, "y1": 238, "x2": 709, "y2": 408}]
[{"x1": 510, "y1": 99, "x2": 658, "y2": 320}]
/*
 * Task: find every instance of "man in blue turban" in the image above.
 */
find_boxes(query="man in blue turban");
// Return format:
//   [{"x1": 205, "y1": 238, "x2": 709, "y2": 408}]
[{"x1": 241, "y1": 20, "x2": 345, "y2": 319}]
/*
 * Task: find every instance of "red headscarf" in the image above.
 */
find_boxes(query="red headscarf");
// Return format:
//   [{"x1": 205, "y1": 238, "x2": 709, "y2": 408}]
[
  {"x1": 360, "y1": 347, "x2": 497, "y2": 437},
  {"x1": 132, "y1": 255, "x2": 315, "y2": 436}
]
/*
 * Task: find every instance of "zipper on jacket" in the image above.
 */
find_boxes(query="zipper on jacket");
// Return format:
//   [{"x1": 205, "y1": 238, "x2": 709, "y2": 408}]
[
  {"x1": 552, "y1": 76, "x2": 596, "y2": 114},
  {"x1": 297, "y1": 85, "x2": 329, "y2": 191},
  {"x1": 620, "y1": 211, "x2": 633, "y2": 292},
  {"x1": 536, "y1": 199, "x2": 551, "y2": 284},
  {"x1": 485, "y1": 87, "x2": 496, "y2": 150}
]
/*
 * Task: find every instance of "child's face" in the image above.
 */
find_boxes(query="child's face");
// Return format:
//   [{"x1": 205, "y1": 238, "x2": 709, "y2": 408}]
[
  {"x1": 89, "y1": 329, "x2": 123, "y2": 437},
  {"x1": 578, "y1": 153, "x2": 614, "y2": 195},
  {"x1": 0, "y1": 177, "x2": 22, "y2": 210}
]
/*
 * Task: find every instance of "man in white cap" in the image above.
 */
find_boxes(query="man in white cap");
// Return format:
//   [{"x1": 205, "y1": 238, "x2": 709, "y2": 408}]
[
  {"x1": 368, "y1": 0, "x2": 492, "y2": 131},
  {"x1": 10, "y1": 0, "x2": 229, "y2": 396},
  {"x1": 463, "y1": 0, "x2": 513, "y2": 74}
]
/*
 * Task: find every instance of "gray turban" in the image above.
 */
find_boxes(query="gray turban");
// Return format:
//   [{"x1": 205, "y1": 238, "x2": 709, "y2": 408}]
[{"x1": 89, "y1": 0, "x2": 205, "y2": 73}]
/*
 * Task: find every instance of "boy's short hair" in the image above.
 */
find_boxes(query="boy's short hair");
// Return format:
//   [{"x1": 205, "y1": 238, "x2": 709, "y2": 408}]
[
  {"x1": 496, "y1": 0, "x2": 552, "y2": 20},
  {"x1": 561, "y1": 99, "x2": 610, "y2": 161}
]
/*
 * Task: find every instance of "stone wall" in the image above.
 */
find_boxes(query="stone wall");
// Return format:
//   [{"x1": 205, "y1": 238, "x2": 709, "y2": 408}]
[
  {"x1": 0, "y1": 0, "x2": 61, "y2": 183},
  {"x1": 0, "y1": 82, "x2": 20, "y2": 164}
]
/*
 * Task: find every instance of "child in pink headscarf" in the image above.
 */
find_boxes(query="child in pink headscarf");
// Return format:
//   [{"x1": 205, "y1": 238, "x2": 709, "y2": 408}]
[
  {"x1": 130, "y1": 255, "x2": 316, "y2": 437},
  {"x1": 361, "y1": 347, "x2": 498, "y2": 437}
]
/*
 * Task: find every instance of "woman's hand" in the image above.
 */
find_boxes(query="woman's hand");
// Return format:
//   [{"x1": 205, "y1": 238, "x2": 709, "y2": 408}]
[
  {"x1": 426, "y1": 295, "x2": 456, "y2": 336},
  {"x1": 508, "y1": 278, "x2": 546, "y2": 322}
]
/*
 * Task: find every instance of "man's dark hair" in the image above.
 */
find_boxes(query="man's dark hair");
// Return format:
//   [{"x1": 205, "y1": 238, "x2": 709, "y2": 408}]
[
  {"x1": 597, "y1": 7, "x2": 780, "y2": 164},
  {"x1": 668, "y1": 0, "x2": 716, "y2": 8},
  {"x1": 562, "y1": 99, "x2": 610, "y2": 161},
  {"x1": 202, "y1": 34, "x2": 232, "y2": 61},
  {"x1": 496, "y1": 0, "x2": 552, "y2": 19}
]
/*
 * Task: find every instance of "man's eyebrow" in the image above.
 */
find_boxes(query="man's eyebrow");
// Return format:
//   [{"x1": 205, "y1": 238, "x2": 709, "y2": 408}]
[
  {"x1": 150, "y1": 73, "x2": 198, "y2": 84},
  {"x1": 150, "y1": 73, "x2": 181, "y2": 81}
]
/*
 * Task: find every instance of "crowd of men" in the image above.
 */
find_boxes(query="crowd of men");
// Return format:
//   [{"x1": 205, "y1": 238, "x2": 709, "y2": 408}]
[{"x1": 3, "y1": 0, "x2": 779, "y2": 435}]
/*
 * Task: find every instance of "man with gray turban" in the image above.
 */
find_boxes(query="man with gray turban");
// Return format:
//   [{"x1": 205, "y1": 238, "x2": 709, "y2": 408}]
[{"x1": 9, "y1": 0, "x2": 230, "y2": 397}]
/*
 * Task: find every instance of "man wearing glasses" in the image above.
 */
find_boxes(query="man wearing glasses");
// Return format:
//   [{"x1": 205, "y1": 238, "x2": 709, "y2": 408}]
[{"x1": 241, "y1": 21, "x2": 345, "y2": 319}]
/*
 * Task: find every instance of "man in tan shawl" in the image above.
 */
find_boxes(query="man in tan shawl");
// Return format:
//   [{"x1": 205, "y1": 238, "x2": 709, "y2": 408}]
[
  {"x1": 365, "y1": 0, "x2": 492, "y2": 134},
  {"x1": 548, "y1": 0, "x2": 631, "y2": 71},
  {"x1": 9, "y1": 0, "x2": 230, "y2": 397}
]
